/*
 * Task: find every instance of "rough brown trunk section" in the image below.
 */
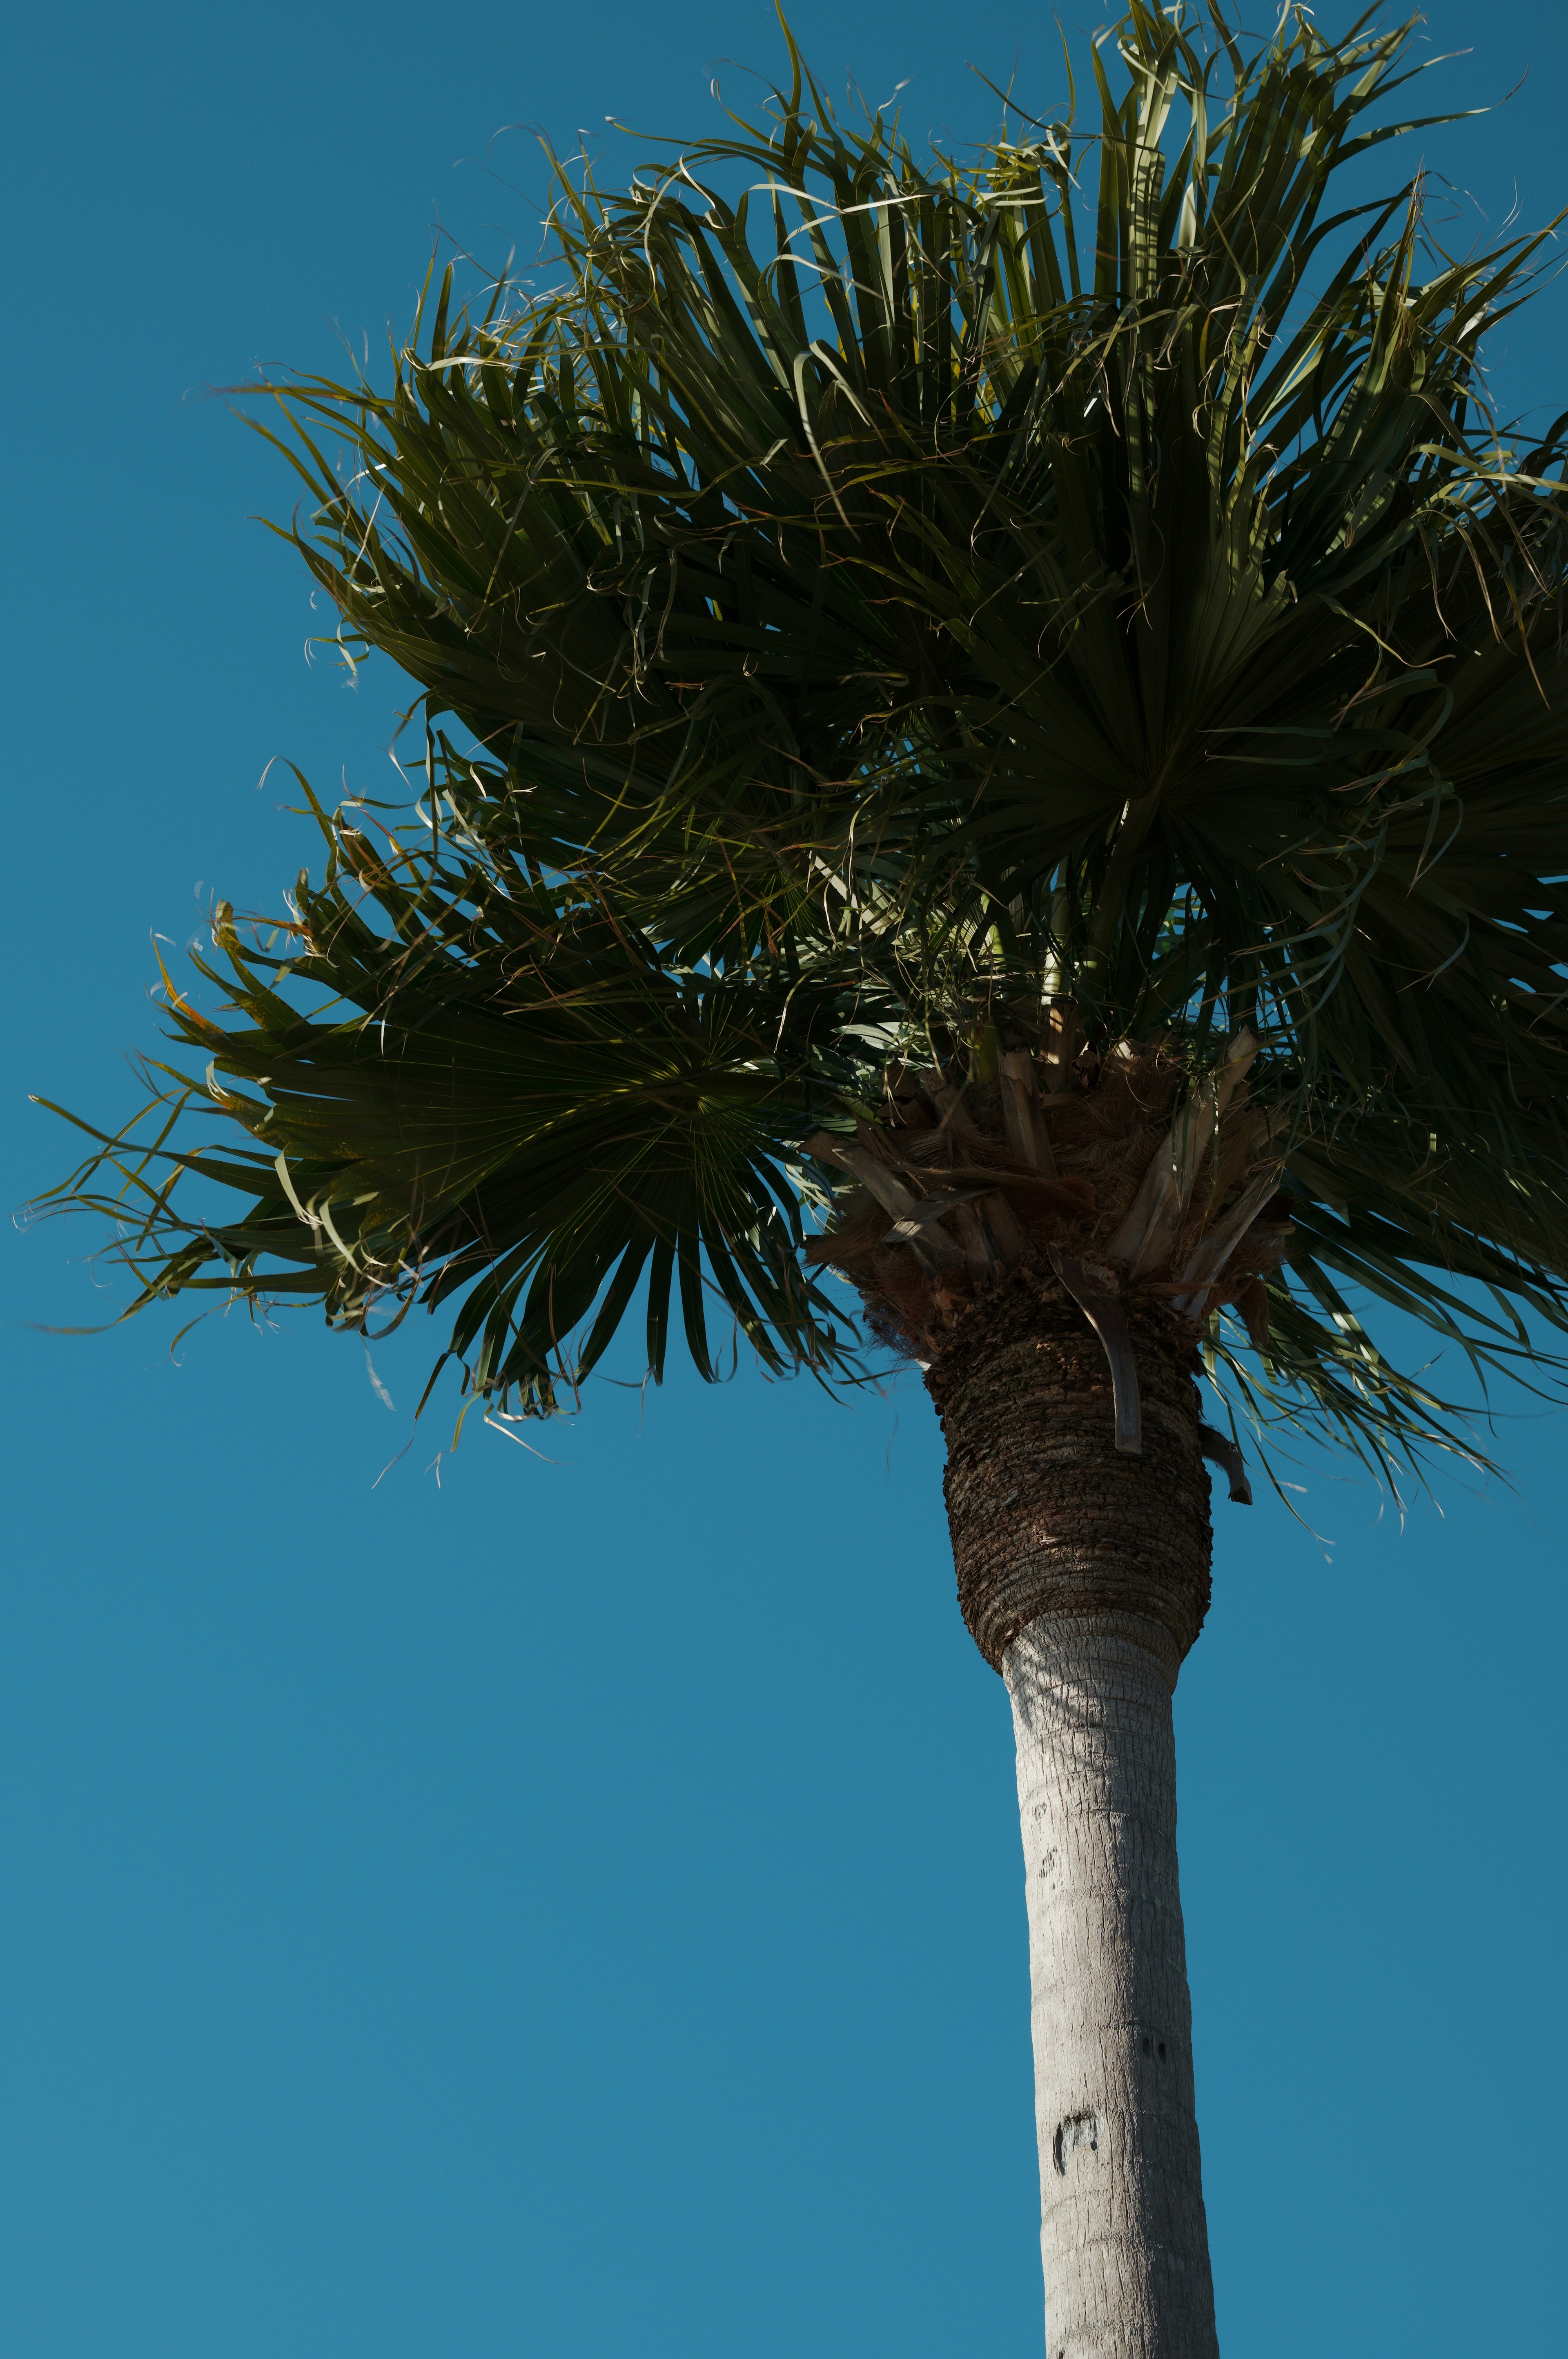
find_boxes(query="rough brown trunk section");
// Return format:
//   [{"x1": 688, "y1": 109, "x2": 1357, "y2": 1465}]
[{"x1": 924, "y1": 1271, "x2": 1212, "y2": 1672}]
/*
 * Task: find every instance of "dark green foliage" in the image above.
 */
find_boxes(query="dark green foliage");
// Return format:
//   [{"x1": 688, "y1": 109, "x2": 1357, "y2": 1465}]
[{"x1": 38, "y1": 3, "x2": 1568, "y2": 1468}]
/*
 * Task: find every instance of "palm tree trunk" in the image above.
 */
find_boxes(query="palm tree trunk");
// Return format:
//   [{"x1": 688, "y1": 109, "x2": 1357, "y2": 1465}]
[
  {"x1": 1007, "y1": 1616, "x2": 1217, "y2": 2357},
  {"x1": 926, "y1": 1274, "x2": 1219, "y2": 2357}
]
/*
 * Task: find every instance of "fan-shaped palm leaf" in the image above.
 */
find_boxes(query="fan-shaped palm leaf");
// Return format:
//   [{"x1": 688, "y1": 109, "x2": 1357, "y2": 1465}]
[{"x1": 36, "y1": 0, "x2": 1568, "y2": 1478}]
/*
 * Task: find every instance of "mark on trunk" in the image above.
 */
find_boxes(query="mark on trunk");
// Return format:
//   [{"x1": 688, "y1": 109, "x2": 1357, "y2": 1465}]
[{"x1": 1052, "y1": 2112, "x2": 1099, "y2": 2175}]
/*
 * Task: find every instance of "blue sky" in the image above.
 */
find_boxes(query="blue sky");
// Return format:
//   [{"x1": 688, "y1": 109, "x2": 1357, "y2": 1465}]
[{"x1": 3, "y1": 2, "x2": 1564, "y2": 2353}]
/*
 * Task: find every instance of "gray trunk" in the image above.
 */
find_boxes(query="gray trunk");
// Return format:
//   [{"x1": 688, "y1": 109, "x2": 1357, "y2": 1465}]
[{"x1": 1004, "y1": 1610, "x2": 1218, "y2": 2359}]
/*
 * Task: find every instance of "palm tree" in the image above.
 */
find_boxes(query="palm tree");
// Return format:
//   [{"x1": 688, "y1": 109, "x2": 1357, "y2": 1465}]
[{"x1": 38, "y1": 5, "x2": 1567, "y2": 2348}]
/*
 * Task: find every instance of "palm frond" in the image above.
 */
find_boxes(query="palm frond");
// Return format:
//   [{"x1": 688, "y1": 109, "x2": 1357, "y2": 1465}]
[
  {"x1": 37, "y1": 802, "x2": 872, "y2": 1414},
  {"x1": 35, "y1": 2, "x2": 1568, "y2": 1474}
]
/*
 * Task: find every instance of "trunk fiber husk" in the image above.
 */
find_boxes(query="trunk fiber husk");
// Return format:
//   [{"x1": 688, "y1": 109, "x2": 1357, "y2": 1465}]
[{"x1": 925, "y1": 1270, "x2": 1219, "y2": 2358}]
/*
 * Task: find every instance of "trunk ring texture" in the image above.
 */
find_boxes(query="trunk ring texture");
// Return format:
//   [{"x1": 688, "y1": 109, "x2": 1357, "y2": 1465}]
[{"x1": 926, "y1": 1270, "x2": 1213, "y2": 1673}]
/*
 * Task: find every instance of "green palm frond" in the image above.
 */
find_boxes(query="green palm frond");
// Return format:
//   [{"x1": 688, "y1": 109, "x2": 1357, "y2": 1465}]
[
  {"x1": 35, "y1": 2, "x2": 1568, "y2": 1474},
  {"x1": 39, "y1": 800, "x2": 880, "y2": 1415}
]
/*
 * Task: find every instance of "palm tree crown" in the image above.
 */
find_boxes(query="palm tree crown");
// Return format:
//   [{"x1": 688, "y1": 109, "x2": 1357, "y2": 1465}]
[{"x1": 39, "y1": 1, "x2": 1568, "y2": 1481}]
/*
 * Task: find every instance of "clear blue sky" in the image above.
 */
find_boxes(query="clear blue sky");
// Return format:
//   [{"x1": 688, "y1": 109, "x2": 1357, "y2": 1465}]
[{"x1": 3, "y1": 3, "x2": 1564, "y2": 2353}]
